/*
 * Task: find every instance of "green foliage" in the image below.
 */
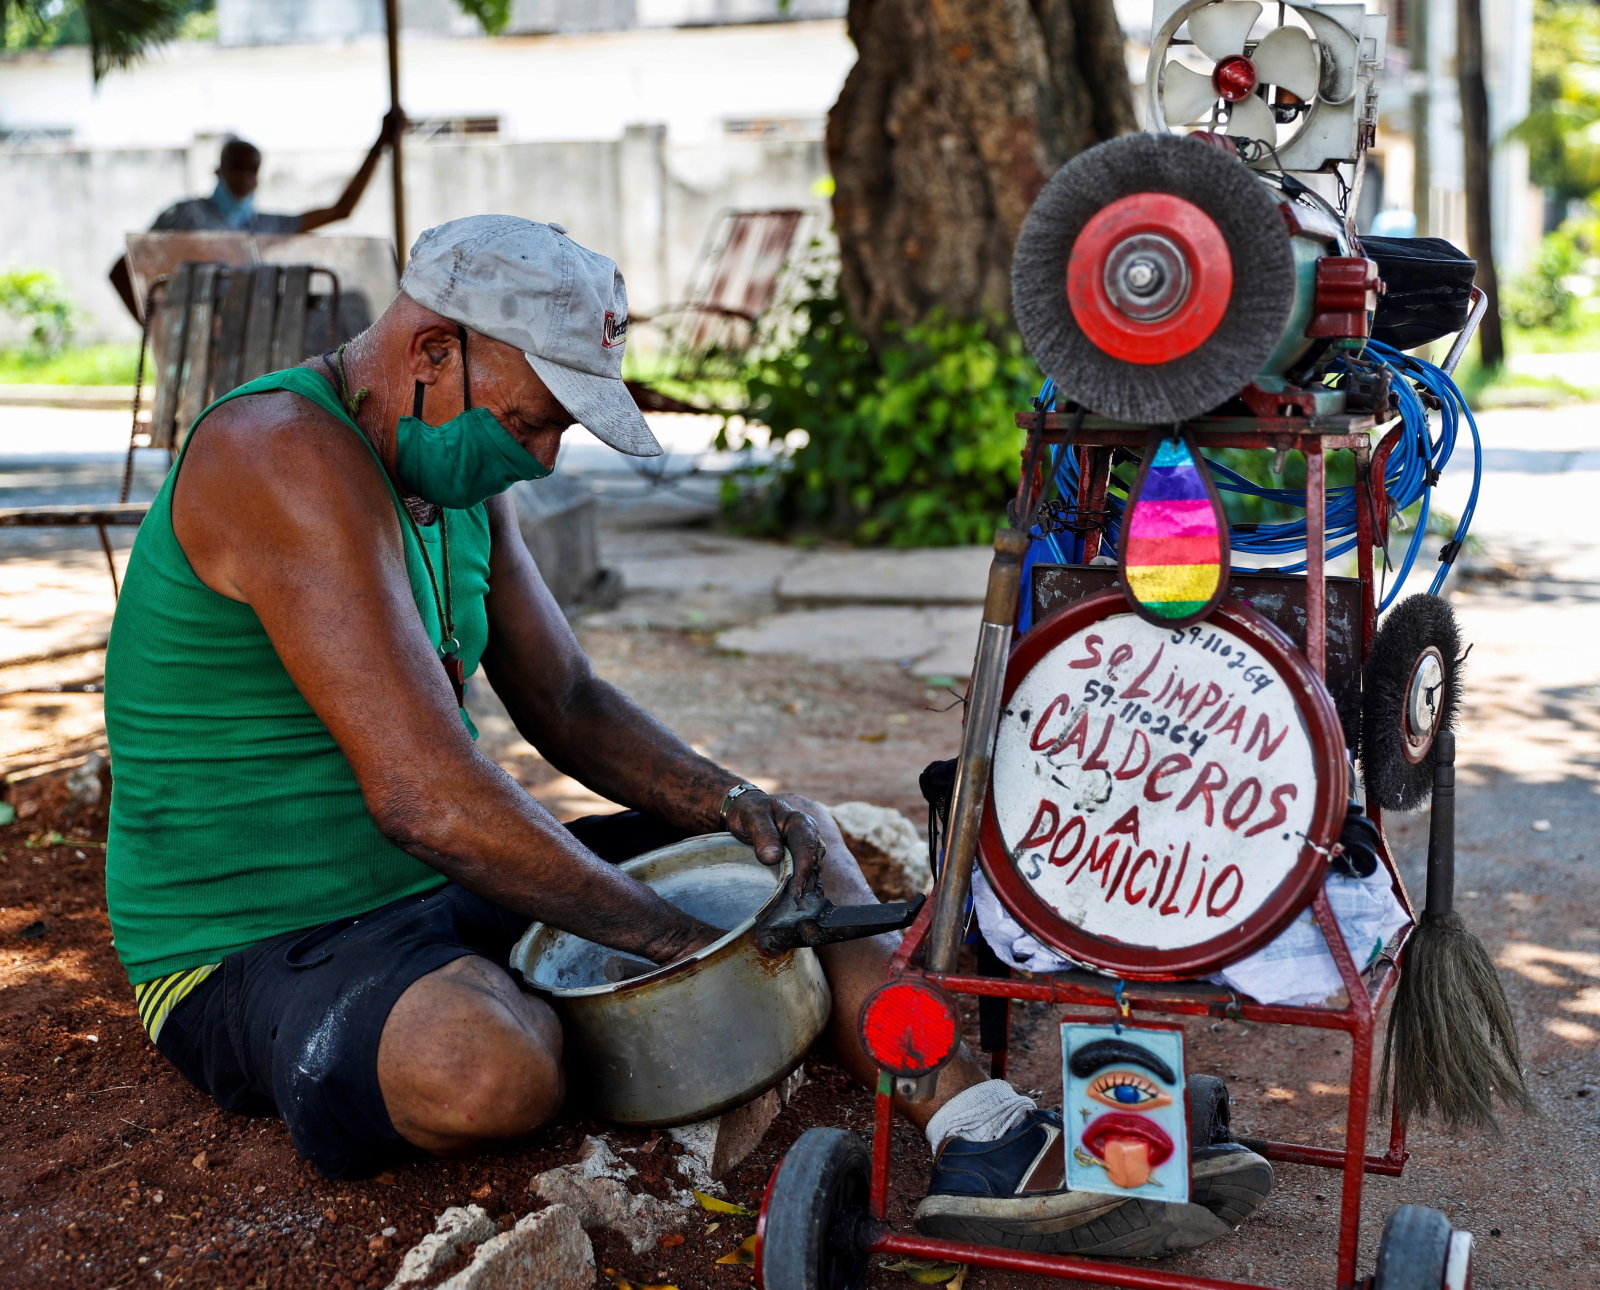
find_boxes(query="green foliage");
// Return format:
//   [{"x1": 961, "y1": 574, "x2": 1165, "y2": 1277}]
[
  {"x1": 724, "y1": 295, "x2": 1039, "y2": 547},
  {"x1": 0, "y1": 342, "x2": 141, "y2": 384},
  {"x1": 3, "y1": 0, "x2": 499, "y2": 79},
  {"x1": 1511, "y1": 0, "x2": 1600, "y2": 201},
  {"x1": 450, "y1": 0, "x2": 510, "y2": 35},
  {"x1": 1503, "y1": 225, "x2": 1586, "y2": 330},
  {"x1": 0, "y1": 269, "x2": 76, "y2": 352}
]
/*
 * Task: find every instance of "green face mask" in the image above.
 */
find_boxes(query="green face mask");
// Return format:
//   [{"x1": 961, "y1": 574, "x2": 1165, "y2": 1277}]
[{"x1": 393, "y1": 332, "x2": 552, "y2": 509}]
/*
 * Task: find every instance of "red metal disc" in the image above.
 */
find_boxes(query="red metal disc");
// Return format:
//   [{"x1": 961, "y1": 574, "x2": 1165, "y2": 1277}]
[
  {"x1": 858, "y1": 979, "x2": 962, "y2": 1078},
  {"x1": 1066, "y1": 193, "x2": 1233, "y2": 365},
  {"x1": 978, "y1": 591, "x2": 1347, "y2": 980},
  {"x1": 1213, "y1": 54, "x2": 1258, "y2": 102}
]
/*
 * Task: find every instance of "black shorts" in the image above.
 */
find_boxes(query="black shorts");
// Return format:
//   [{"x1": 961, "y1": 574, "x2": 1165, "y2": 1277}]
[{"x1": 153, "y1": 811, "x2": 689, "y2": 1179}]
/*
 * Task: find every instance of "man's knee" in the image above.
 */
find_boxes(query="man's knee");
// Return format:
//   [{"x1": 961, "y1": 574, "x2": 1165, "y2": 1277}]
[{"x1": 379, "y1": 959, "x2": 566, "y2": 1149}]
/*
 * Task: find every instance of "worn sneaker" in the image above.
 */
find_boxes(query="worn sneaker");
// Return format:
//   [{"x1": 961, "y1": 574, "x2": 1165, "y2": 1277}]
[{"x1": 913, "y1": 1109, "x2": 1273, "y2": 1257}]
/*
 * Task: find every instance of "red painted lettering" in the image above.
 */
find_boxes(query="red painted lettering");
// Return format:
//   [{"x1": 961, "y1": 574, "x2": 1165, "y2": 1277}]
[
  {"x1": 1165, "y1": 677, "x2": 1199, "y2": 714},
  {"x1": 1104, "y1": 848, "x2": 1133, "y2": 900},
  {"x1": 1067, "y1": 835, "x2": 1116, "y2": 886},
  {"x1": 1244, "y1": 714, "x2": 1289, "y2": 761},
  {"x1": 1222, "y1": 778, "x2": 1262, "y2": 831},
  {"x1": 1207, "y1": 865, "x2": 1244, "y2": 917},
  {"x1": 1144, "y1": 754, "x2": 1192, "y2": 802},
  {"x1": 1068, "y1": 635, "x2": 1104, "y2": 669},
  {"x1": 1114, "y1": 730, "x2": 1151, "y2": 780},
  {"x1": 1124, "y1": 849, "x2": 1157, "y2": 904},
  {"x1": 1105, "y1": 805, "x2": 1141, "y2": 845},
  {"x1": 1186, "y1": 863, "x2": 1208, "y2": 917},
  {"x1": 1203, "y1": 693, "x2": 1235, "y2": 729},
  {"x1": 1177, "y1": 761, "x2": 1229, "y2": 825},
  {"x1": 1216, "y1": 706, "x2": 1246, "y2": 743},
  {"x1": 1057, "y1": 711, "x2": 1091, "y2": 759},
  {"x1": 1048, "y1": 815, "x2": 1087, "y2": 867},
  {"x1": 1028, "y1": 695, "x2": 1073, "y2": 751},
  {"x1": 1106, "y1": 644, "x2": 1134, "y2": 677},
  {"x1": 1189, "y1": 681, "x2": 1224, "y2": 726},
  {"x1": 1082, "y1": 715, "x2": 1117, "y2": 771},
  {"x1": 1017, "y1": 799, "x2": 1061, "y2": 851},
  {"x1": 1122, "y1": 645, "x2": 1165, "y2": 699},
  {"x1": 1243, "y1": 783, "x2": 1299, "y2": 838},
  {"x1": 1158, "y1": 845, "x2": 1189, "y2": 915},
  {"x1": 1147, "y1": 850, "x2": 1173, "y2": 909}
]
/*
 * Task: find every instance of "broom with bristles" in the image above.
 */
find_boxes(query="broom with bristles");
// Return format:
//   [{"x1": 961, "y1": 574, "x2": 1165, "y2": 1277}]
[{"x1": 1379, "y1": 730, "x2": 1536, "y2": 1131}]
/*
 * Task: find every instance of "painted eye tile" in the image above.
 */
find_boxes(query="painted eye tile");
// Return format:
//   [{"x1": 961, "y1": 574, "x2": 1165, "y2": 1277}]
[{"x1": 1085, "y1": 1069, "x2": 1173, "y2": 1111}]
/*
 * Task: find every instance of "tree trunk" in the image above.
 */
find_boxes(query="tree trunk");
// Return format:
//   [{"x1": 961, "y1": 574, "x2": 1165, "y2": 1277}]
[
  {"x1": 1456, "y1": 0, "x2": 1503, "y2": 367},
  {"x1": 827, "y1": 0, "x2": 1136, "y2": 347}
]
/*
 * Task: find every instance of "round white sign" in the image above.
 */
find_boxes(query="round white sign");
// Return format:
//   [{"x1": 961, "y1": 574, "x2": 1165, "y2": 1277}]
[{"x1": 988, "y1": 611, "x2": 1322, "y2": 955}]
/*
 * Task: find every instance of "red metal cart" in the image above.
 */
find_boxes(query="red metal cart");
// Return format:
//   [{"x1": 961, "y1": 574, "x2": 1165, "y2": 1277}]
[{"x1": 754, "y1": 406, "x2": 1475, "y2": 1290}]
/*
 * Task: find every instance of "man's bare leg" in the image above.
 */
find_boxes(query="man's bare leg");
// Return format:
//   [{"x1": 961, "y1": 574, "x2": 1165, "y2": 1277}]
[
  {"x1": 377, "y1": 955, "x2": 565, "y2": 1154},
  {"x1": 777, "y1": 794, "x2": 990, "y2": 1131}
]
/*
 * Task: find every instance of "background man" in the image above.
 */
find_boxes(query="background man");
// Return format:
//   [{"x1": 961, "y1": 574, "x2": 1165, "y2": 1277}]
[{"x1": 109, "y1": 112, "x2": 403, "y2": 320}]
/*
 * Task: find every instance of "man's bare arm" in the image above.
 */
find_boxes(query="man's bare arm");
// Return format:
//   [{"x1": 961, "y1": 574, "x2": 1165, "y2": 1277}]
[
  {"x1": 170, "y1": 391, "x2": 716, "y2": 961},
  {"x1": 299, "y1": 110, "x2": 404, "y2": 233},
  {"x1": 476, "y1": 496, "x2": 825, "y2": 879}
]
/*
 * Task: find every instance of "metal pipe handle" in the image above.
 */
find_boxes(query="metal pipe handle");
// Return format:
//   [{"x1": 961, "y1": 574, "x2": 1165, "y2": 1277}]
[{"x1": 925, "y1": 527, "x2": 1031, "y2": 975}]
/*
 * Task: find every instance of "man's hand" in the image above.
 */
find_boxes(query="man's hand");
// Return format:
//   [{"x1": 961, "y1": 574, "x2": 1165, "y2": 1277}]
[
  {"x1": 380, "y1": 107, "x2": 408, "y2": 148},
  {"x1": 723, "y1": 791, "x2": 828, "y2": 892}
]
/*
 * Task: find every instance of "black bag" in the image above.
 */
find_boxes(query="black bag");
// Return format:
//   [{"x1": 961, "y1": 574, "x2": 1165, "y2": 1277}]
[{"x1": 1363, "y1": 236, "x2": 1478, "y2": 350}]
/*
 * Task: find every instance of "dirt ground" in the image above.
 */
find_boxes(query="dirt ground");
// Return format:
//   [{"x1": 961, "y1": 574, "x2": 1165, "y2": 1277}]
[{"x1": 2, "y1": 604, "x2": 1597, "y2": 1290}]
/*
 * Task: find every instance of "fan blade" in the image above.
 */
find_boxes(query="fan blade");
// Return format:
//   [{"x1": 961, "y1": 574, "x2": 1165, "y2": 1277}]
[
  {"x1": 1163, "y1": 61, "x2": 1222, "y2": 126},
  {"x1": 1225, "y1": 91, "x2": 1277, "y2": 142},
  {"x1": 1188, "y1": 2, "x2": 1262, "y2": 62},
  {"x1": 1251, "y1": 25, "x2": 1319, "y2": 100}
]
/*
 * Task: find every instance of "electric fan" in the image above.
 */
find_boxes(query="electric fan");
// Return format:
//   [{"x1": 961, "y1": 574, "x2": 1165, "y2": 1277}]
[{"x1": 1147, "y1": 0, "x2": 1386, "y2": 173}]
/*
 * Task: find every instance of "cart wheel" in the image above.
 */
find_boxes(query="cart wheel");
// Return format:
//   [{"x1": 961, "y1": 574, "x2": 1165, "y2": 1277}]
[
  {"x1": 1187, "y1": 1074, "x2": 1233, "y2": 1146},
  {"x1": 756, "y1": 1127, "x2": 870, "y2": 1290},
  {"x1": 1373, "y1": 1205, "x2": 1458, "y2": 1289}
]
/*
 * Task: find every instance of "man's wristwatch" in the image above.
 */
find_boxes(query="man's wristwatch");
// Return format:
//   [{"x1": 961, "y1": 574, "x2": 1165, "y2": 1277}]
[{"x1": 720, "y1": 782, "x2": 765, "y2": 826}]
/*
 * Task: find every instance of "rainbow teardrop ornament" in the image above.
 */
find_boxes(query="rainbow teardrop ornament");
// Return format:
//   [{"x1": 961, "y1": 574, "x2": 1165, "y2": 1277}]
[{"x1": 1118, "y1": 431, "x2": 1229, "y2": 625}]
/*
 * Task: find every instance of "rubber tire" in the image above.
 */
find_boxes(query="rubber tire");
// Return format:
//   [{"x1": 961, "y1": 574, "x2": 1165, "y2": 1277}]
[
  {"x1": 759, "y1": 1127, "x2": 871, "y2": 1290},
  {"x1": 1373, "y1": 1205, "x2": 1452, "y2": 1290},
  {"x1": 1187, "y1": 1074, "x2": 1233, "y2": 1147}
]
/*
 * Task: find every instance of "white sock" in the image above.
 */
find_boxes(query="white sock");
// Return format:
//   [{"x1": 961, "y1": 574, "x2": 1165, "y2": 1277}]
[{"x1": 924, "y1": 1079, "x2": 1037, "y2": 1153}]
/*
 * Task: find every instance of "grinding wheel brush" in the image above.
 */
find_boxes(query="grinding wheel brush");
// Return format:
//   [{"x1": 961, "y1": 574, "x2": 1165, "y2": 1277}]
[
  {"x1": 1380, "y1": 730, "x2": 1535, "y2": 1133},
  {"x1": 1361, "y1": 594, "x2": 1464, "y2": 811},
  {"x1": 1011, "y1": 133, "x2": 1295, "y2": 425}
]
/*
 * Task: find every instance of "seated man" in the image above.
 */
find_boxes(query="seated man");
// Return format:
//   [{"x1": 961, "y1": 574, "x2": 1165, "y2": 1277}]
[
  {"x1": 103, "y1": 215, "x2": 1268, "y2": 1257},
  {"x1": 109, "y1": 120, "x2": 401, "y2": 320}
]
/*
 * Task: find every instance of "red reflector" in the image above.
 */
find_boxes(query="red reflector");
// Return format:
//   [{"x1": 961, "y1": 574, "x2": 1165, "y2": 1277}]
[
  {"x1": 1212, "y1": 55, "x2": 1258, "y2": 103},
  {"x1": 858, "y1": 980, "x2": 962, "y2": 1077}
]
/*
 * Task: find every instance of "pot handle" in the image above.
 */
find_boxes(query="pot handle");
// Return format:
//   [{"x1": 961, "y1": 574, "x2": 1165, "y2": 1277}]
[{"x1": 753, "y1": 879, "x2": 925, "y2": 955}]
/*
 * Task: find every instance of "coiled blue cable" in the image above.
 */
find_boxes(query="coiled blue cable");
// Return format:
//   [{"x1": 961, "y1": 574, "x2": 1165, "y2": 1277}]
[{"x1": 1026, "y1": 347, "x2": 1482, "y2": 616}]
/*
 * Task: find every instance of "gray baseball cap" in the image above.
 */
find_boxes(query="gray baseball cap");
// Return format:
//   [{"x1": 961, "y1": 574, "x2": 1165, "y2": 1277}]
[{"x1": 399, "y1": 214, "x2": 662, "y2": 457}]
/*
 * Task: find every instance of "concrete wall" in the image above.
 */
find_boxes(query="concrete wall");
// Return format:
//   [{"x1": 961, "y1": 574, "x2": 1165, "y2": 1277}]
[{"x1": 0, "y1": 130, "x2": 829, "y2": 344}]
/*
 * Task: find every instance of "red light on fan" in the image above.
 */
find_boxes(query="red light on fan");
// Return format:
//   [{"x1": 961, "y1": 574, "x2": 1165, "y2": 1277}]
[
  {"x1": 1212, "y1": 55, "x2": 1258, "y2": 102},
  {"x1": 858, "y1": 980, "x2": 962, "y2": 1078}
]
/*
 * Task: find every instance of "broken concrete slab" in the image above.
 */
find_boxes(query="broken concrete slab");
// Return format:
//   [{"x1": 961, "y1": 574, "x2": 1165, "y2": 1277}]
[
  {"x1": 666, "y1": 1085, "x2": 784, "y2": 1184},
  {"x1": 385, "y1": 1206, "x2": 496, "y2": 1289},
  {"x1": 716, "y1": 605, "x2": 980, "y2": 677},
  {"x1": 529, "y1": 1138, "x2": 686, "y2": 1255},
  {"x1": 436, "y1": 1205, "x2": 594, "y2": 1290},
  {"x1": 775, "y1": 548, "x2": 990, "y2": 607}
]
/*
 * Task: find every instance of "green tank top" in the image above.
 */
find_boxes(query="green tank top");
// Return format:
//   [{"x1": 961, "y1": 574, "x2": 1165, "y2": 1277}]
[{"x1": 105, "y1": 368, "x2": 492, "y2": 984}]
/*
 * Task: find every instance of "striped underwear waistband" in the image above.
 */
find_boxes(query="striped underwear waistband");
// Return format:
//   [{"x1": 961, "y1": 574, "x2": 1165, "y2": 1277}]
[{"x1": 132, "y1": 964, "x2": 220, "y2": 1042}]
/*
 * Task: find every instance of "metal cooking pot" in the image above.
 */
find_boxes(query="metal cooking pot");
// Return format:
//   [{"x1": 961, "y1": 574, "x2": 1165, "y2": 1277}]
[{"x1": 509, "y1": 832, "x2": 922, "y2": 1127}]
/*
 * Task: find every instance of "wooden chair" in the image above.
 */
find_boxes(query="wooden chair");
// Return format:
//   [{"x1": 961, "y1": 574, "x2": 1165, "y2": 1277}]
[{"x1": 0, "y1": 261, "x2": 358, "y2": 595}]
